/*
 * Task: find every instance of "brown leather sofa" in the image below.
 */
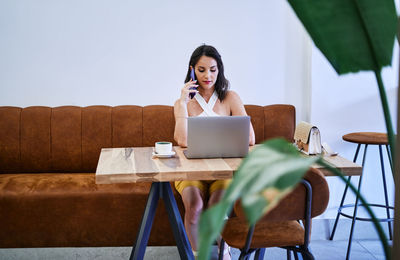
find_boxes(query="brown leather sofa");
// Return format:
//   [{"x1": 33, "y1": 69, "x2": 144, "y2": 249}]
[{"x1": 0, "y1": 104, "x2": 295, "y2": 248}]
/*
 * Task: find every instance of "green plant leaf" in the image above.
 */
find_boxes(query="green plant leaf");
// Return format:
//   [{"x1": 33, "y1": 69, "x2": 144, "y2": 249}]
[
  {"x1": 240, "y1": 155, "x2": 318, "y2": 224},
  {"x1": 198, "y1": 139, "x2": 319, "y2": 260},
  {"x1": 287, "y1": 0, "x2": 397, "y2": 74}
]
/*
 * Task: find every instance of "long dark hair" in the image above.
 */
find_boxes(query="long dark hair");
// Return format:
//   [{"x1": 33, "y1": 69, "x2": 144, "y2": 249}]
[{"x1": 185, "y1": 44, "x2": 229, "y2": 101}]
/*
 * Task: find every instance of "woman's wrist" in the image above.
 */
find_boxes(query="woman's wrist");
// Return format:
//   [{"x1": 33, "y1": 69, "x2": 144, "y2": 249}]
[
  {"x1": 175, "y1": 101, "x2": 188, "y2": 114},
  {"x1": 178, "y1": 99, "x2": 188, "y2": 106},
  {"x1": 175, "y1": 109, "x2": 188, "y2": 118},
  {"x1": 174, "y1": 97, "x2": 189, "y2": 121}
]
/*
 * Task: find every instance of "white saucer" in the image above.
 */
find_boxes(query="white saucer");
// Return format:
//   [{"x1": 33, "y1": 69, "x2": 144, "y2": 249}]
[{"x1": 152, "y1": 151, "x2": 176, "y2": 158}]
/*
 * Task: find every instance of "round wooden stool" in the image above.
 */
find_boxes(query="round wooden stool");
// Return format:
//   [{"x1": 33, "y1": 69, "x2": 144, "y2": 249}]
[{"x1": 330, "y1": 132, "x2": 394, "y2": 260}]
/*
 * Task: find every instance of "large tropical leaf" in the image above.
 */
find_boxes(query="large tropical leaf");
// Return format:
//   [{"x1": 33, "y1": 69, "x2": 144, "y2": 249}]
[
  {"x1": 198, "y1": 139, "x2": 320, "y2": 260},
  {"x1": 288, "y1": 0, "x2": 397, "y2": 74},
  {"x1": 198, "y1": 139, "x2": 392, "y2": 260}
]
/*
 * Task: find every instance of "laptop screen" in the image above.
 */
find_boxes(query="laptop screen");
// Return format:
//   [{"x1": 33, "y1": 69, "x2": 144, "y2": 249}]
[{"x1": 185, "y1": 116, "x2": 250, "y2": 158}]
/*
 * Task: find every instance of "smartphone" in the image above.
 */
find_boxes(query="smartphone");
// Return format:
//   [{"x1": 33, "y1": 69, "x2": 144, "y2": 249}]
[{"x1": 189, "y1": 67, "x2": 197, "y2": 99}]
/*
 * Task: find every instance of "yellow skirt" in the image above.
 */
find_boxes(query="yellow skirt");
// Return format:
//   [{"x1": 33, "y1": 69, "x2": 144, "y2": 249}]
[{"x1": 175, "y1": 179, "x2": 231, "y2": 195}]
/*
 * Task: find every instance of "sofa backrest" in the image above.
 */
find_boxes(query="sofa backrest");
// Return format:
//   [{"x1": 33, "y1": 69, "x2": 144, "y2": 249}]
[{"x1": 0, "y1": 104, "x2": 295, "y2": 173}]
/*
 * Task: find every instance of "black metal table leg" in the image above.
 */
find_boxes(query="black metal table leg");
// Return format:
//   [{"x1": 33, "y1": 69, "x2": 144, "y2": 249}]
[
  {"x1": 130, "y1": 182, "x2": 194, "y2": 260},
  {"x1": 161, "y1": 182, "x2": 194, "y2": 260},
  {"x1": 130, "y1": 182, "x2": 161, "y2": 260}
]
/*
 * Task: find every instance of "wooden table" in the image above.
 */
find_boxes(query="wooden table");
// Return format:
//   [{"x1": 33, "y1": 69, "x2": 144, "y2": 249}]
[
  {"x1": 96, "y1": 146, "x2": 362, "y2": 184},
  {"x1": 95, "y1": 146, "x2": 362, "y2": 260}
]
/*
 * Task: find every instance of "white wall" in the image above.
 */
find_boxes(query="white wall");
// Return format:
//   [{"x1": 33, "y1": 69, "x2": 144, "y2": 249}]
[
  {"x1": 0, "y1": 0, "x2": 309, "y2": 119},
  {"x1": 1, "y1": 0, "x2": 398, "y2": 220}
]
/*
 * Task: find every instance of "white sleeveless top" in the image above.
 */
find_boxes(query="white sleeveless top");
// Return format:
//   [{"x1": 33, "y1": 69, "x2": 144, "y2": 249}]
[{"x1": 194, "y1": 91, "x2": 220, "y2": 117}]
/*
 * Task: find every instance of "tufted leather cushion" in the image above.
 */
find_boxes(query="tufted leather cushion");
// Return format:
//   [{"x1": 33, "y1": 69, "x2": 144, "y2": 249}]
[
  {"x1": 142, "y1": 105, "x2": 176, "y2": 147},
  {"x1": 112, "y1": 105, "x2": 143, "y2": 148},
  {"x1": 0, "y1": 107, "x2": 21, "y2": 173},
  {"x1": 20, "y1": 106, "x2": 52, "y2": 173},
  {"x1": 52, "y1": 106, "x2": 82, "y2": 172},
  {"x1": 244, "y1": 105, "x2": 264, "y2": 144},
  {"x1": 0, "y1": 104, "x2": 295, "y2": 174},
  {"x1": 264, "y1": 104, "x2": 295, "y2": 142},
  {"x1": 0, "y1": 173, "x2": 184, "y2": 247}
]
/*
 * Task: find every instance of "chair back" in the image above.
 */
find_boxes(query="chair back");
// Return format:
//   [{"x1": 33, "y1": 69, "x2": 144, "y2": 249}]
[{"x1": 234, "y1": 168, "x2": 329, "y2": 221}]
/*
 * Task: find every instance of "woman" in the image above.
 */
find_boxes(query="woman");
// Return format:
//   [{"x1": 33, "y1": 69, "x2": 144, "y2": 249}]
[{"x1": 174, "y1": 45, "x2": 255, "y2": 259}]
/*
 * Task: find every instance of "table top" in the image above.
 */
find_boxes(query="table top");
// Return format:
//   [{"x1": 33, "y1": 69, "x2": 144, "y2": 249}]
[{"x1": 95, "y1": 146, "x2": 362, "y2": 184}]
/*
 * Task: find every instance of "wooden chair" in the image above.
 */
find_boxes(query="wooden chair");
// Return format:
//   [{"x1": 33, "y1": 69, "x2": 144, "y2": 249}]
[{"x1": 219, "y1": 168, "x2": 329, "y2": 260}]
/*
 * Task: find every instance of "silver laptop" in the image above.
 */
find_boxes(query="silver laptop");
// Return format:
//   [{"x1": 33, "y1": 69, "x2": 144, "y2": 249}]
[{"x1": 184, "y1": 116, "x2": 250, "y2": 158}]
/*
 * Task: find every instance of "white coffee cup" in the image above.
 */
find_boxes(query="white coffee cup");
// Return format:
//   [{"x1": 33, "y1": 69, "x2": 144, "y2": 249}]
[{"x1": 155, "y1": 141, "x2": 172, "y2": 155}]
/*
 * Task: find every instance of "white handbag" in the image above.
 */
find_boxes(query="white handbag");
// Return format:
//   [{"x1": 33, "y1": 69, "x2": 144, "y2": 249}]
[{"x1": 294, "y1": 121, "x2": 322, "y2": 155}]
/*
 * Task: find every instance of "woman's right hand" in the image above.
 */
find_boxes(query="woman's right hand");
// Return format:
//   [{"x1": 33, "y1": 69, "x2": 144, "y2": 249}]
[{"x1": 179, "y1": 80, "x2": 198, "y2": 104}]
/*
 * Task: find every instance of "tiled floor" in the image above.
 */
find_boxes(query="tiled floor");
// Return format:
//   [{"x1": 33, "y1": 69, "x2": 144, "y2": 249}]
[{"x1": 0, "y1": 219, "x2": 392, "y2": 259}]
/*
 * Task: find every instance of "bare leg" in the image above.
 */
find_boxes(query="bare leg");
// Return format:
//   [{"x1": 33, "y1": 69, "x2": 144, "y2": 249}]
[
  {"x1": 208, "y1": 190, "x2": 231, "y2": 260},
  {"x1": 181, "y1": 186, "x2": 205, "y2": 251}
]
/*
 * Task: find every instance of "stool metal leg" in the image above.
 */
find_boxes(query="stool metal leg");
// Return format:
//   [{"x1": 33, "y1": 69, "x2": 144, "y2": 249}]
[
  {"x1": 379, "y1": 145, "x2": 393, "y2": 240},
  {"x1": 330, "y1": 144, "x2": 361, "y2": 240},
  {"x1": 286, "y1": 249, "x2": 291, "y2": 260},
  {"x1": 294, "y1": 250, "x2": 299, "y2": 260},
  {"x1": 385, "y1": 145, "x2": 393, "y2": 173},
  {"x1": 254, "y1": 248, "x2": 265, "y2": 260},
  {"x1": 218, "y1": 239, "x2": 225, "y2": 260},
  {"x1": 346, "y1": 144, "x2": 368, "y2": 260},
  {"x1": 330, "y1": 176, "x2": 351, "y2": 240}
]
